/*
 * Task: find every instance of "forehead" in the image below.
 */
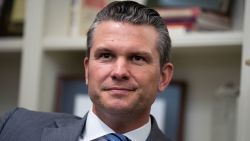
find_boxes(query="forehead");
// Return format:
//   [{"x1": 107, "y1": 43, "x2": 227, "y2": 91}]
[
  {"x1": 94, "y1": 21, "x2": 158, "y2": 38},
  {"x1": 91, "y1": 21, "x2": 159, "y2": 53}
]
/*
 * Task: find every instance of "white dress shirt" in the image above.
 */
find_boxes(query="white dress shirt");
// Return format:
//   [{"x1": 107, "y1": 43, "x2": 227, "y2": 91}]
[{"x1": 79, "y1": 108, "x2": 151, "y2": 141}]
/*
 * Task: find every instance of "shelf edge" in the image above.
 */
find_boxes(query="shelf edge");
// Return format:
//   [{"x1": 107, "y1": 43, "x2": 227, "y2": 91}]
[
  {"x1": 43, "y1": 36, "x2": 86, "y2": 51},
  {"x1": 43, "y1": 31, "x2": 243, "y2": 51},
  {"x1": 171, "y1": 31, "x2": 243, "y2": 47},
  {"x1": 0, "y1": 38, "x2": 23, "y2": 52}
]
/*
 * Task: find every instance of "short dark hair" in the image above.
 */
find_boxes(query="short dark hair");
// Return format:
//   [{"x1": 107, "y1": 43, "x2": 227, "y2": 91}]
[{"x1": 86, "y1": 1, "x2": 171, "y2": 68}]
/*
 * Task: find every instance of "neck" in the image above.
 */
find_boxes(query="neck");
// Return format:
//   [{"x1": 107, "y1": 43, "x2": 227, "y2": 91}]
[{"x1": 92, "y1": 106, "x2": 150, "y2": 133}]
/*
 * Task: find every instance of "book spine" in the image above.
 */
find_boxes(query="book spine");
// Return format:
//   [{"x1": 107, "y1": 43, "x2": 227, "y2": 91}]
[{"x1": 157, "y1": 7, "x2": 201, "y2": 19}]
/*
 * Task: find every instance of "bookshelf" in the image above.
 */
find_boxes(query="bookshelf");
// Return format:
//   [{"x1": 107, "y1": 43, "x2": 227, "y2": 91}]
[
  {"x1": 42, "y1": 31, "x2": 243, "y2": 50},
  {"x1": 43, "y1": 36, "x2": 86, "y2": 50},
  {"x1": 170, "y1": 31, "x2": 242, "y2": 47},
  {"x1": 0, "y1": 38, "x2": 23, "y2": 51},
  {"x1": 0, "y1": 0, "x2": 249, "y2": 141}
]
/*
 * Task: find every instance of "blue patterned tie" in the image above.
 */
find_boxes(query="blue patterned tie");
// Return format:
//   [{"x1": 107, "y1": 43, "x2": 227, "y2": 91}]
[{"x1": 91, "y1": 133, "x2": 131, "y2": 141}]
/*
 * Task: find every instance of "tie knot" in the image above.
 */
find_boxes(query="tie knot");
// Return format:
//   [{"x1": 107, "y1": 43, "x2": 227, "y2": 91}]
[{"x1": 92, "y1": 133, "x2": 131, "y2": 141}]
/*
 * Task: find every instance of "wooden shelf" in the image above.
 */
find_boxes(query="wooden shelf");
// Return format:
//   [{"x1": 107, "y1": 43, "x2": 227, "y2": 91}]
[
  {"x1": 170, "y1": 30, "x2": 243, "y2": 47},
  {"x1": 0, "y1": 38, "x2": 23, "y2": 52},
  {"x1": 43, "y1": 36, "x2": 86, "y2": 51},
  {"x1": 42, "y1": 31, "x2": 242, "y2": 51}
]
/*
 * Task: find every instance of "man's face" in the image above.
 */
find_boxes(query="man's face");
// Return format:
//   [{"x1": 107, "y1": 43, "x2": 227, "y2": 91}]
[{"x1": 84, "y1": 21, "x2": 173, "y2": 117}]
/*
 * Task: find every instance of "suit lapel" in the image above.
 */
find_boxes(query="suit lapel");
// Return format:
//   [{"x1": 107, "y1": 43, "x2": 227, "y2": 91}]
[
  {"x1": 146, "y1": 115, "x2": 170, "y2": 141},
  {"x1": 41, "y1": 114, "x2": 87, "y2": 141}
]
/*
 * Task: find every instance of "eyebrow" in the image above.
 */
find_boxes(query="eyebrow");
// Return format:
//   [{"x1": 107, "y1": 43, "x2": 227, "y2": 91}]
[
  {"x1": 93, "y1": 46, "x2": 153, "y2": 60},
  {"x1": 93, "y1": 47, "x2": 113, "y2": 55}
]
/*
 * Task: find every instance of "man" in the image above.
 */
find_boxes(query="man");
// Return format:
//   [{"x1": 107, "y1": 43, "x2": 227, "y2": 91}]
[{"x1": 0, "y1": 1, "x2": 173, "y2": 141}]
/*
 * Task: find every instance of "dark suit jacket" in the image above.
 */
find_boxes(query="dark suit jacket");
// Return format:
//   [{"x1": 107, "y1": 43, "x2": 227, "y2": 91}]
[{"x1": 0, "y1": 108, "x2": 170, "y2": 141}]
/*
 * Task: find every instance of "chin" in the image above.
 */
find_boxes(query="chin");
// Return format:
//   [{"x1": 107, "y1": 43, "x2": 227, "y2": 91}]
[{"x1": 104, "y1": 103, "x2": 134, "y2": 114}]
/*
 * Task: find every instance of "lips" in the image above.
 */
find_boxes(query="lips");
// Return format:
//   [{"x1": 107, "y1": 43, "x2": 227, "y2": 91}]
[
  {"x1": 102, "y1": 85, "x2": 137, "y2": 95},
  {"x1": 104, "y1": 87, "x2": 136, "y2": 91}
]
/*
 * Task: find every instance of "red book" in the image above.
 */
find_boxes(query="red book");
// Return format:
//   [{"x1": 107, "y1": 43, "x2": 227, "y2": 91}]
[{"x1": 156, "y1": 7, "x2": 201, "y2": 19}]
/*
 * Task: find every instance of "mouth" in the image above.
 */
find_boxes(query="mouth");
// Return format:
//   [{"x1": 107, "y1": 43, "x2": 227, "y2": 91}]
[{"x1": 102, "y1": 86, "x2": 137, "y2": 95}]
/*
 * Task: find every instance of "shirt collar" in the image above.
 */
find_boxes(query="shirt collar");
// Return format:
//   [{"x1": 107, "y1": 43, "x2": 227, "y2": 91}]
[
  {"x1": 82, "y1": 108, "x2": 151, "y2": 141},
  {"x1": 124, "y1": 117, "x2": 151, "y2": 141}
]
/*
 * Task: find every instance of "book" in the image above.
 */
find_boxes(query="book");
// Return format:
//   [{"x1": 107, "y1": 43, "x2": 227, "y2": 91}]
[
  {"x1": 156, "y1": 0, "x2": 232, "y2": 14},
  {"x1": 8, "y1": 0, "x2": 25, "y2": 35},
  {"x1": 69, "y1": 0, "x2": 147, "y2": 37},
  {"x1": 156, "y1": 7, "x2": 200, "y2": 19},
  {"x1": 0, "y1": 0, "x2": 4, "y2": 16},
  {"x1": 195, "y1": 10, "x2": 231, "y2": 31},
  {"x1": 0, "y1": 0, "x2": 14, "y2": 36},
  {"x1": 69, "y1": 0, "x2": 108, "y2": 37},
  {"x1": 156, "y1": 6, "x2": 231, "y2": 31},
  {"x1": 0, "y1": 0, "x2": 24, "y2": 37},
  {"x1": 156, "y1": 7, "x2": 197, "y2": 31}
]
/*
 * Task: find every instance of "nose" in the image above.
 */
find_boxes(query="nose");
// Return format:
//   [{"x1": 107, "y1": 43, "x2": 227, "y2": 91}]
[{"x1": 111, "y1": 58, "x2": 129, "y2": 81}]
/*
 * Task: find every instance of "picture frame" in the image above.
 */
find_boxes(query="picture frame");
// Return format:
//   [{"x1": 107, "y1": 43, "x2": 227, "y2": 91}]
[{"x1": 55, "y1": 75, "x2": 186, "y2": 141}]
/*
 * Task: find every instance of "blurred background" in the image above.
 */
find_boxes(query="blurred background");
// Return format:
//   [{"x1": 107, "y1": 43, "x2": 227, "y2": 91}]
[{"x1": 0, "y1": 0, "x2": 249, "y2": 141}]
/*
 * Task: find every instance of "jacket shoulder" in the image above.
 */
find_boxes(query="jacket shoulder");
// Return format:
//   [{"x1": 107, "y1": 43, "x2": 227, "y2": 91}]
[
  {"x1": 1, "y1": 107, "x2": 79, "y2": 124},
  {"x1": 0, "y1": 107, "x2": 81, "y2": 140}
]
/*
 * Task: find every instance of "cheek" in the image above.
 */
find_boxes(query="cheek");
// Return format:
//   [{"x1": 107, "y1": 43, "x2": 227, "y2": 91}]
[
  {"x1": 88, "y1": 63, "x2": 111, "y2": 78},
  {"x1": 135, "y1": 67, "x2": 160, "y2": 84},
  {"x1": 133, "y1": 67, "x2": 161, "y2": 96},
  {"x1": 87, "y1": 63, "x2": 110, "y2": 96}
]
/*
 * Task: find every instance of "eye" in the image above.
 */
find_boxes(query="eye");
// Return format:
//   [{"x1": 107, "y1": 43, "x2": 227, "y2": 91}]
[
  {"x1": 98, "y1": 52, "x2": 113, "y2": 61},
  {"x1": 131, "y1": 55, "x2": 146, "y2": 64}
]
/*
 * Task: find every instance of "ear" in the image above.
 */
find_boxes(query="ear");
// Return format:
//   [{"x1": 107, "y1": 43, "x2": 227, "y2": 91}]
[
  {"x1": 84, "y1": 57, "x2": 89, "y2": 85},
  {"x1": 158, "y1": 63, "x2": 174, "y2": 92}
]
